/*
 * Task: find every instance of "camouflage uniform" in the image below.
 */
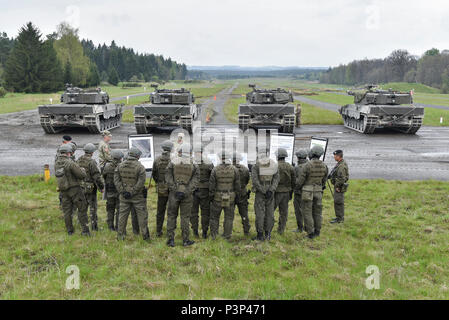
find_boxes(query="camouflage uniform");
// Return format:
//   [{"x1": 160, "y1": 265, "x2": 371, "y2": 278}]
[
  {"x1": 165, "y1": 150, "x2": 199, "y2": 245},
  {"x1": 98, "y1": 139, "x2": 112, "y2": 170},
  {"x1": 251, "y1": 155, "x2": 279, "y2": 240},
  {"x1": 114, "y1": 149, "x2": 150, "y2": 241},
  {"x1": 330, "y1": 158, "x2": 349, "y2": 222},
  {"x1": 209, "y1": 159, "x2": 240, "y2": 240},
  {"x1": 152, "y1": 150, "x2": 172, "y2": 236},
  {"x1": 103, "y1": 158, "x2": 121, "y2": 230},
  {"x1": 274, "y1": 157, "x2": 295, "y2": 234},
  {"x1": 191, "y1": 161, "x2": 214, "y2": 237},
  {"x1": 293, "y1": 152, "x2": 309, "y2": 232},
  {"x1": 54, "y1": 146, "x2": 90, "y2": 235},
  {"x1": 76, "y1": 147, "x2": 104, "y2": 231},
  {"x1": 297, "y1": 147, "x2": 328, "y2": 238},
  {"x1": 233, "y1": 163, "x2": 251, "y2": 235}
]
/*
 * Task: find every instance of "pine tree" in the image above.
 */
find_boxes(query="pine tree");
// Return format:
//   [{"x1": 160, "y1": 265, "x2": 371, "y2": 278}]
[
  {"x1": 108, "y1": 65, "x2": 119, "y2": 86},
  {"x1": 87, "y1": 63, "x2": 100, "y2": 87},
  {"x1": 39, "y1": 39, "x2": 63, "y2": 92}
]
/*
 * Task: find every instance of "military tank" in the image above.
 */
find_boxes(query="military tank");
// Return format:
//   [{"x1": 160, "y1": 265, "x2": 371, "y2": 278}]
[
  {"x1": 340, "y1": 85, "x2": 424, "y2": 134},
  {"x1": 134, "y1": 85, "x2": 199, "y2": 134},
  {"x1": 38, "y1": 85, "x2": 123, "y2": 134},
  {"x1": 238, "y1": 85, "x2": 296, "y2": 133}
]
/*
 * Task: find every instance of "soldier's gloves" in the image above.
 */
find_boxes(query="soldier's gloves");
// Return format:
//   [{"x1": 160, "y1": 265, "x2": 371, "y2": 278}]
[
  {"x1": 194, "y1": 189, "x2": 199, "y2": 197},
  {"x1": 175, "y1": 192, "x2": 185, "y2": 200},
  {"x1": 142, "y1": 188, "x2": 148, "y2": 199},
  {"x1": 322, "y1": 185, "x2": 326, "y2": 191},
  {"x1": 265, "y1": 191, "x2": 273, "y2": 200},
  {"x1": 289, "y1": 191, "x2": 293, "y2": 200},
  {"x1": 122, "y1": 191, "x2": 132, "y2": 199},
  {"x1": 247, "y1": 190, "x2": 251, "y2": 200}
]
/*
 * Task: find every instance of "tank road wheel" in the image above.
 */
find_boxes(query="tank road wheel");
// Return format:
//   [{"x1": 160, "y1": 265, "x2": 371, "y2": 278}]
[
  {"x1": 134, "y1": 116, "x2": 148, "y2": 134},
  {"x1": 238, "y1": 115, "x2": 249, "y2": 132},
  {"x1": 283, "y1": 115, "x2": 295, "y2": 133}
]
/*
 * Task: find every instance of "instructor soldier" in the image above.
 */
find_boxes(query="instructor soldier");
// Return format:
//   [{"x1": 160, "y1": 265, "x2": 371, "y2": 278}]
[{"x1": 329, "y1": 150, "x2": 349, "y2": 224}]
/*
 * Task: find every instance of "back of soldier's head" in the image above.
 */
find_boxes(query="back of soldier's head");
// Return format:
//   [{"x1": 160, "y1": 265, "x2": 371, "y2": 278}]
[
  {"x1": 128, "y1": 147, "x2": 142, "y2": 158},
  {"x1": 112, "y1": 150, "x2": 124, "y2": 161},
  {"x1": 83, "y1": 143, "x2": 96, "y2": 154},
  {"x1": 59, "y1": 144, "x2": 72, "y2": 155},
  {"x1": 161, "y1": 140, "x2": 174, "y2": 152},
  {"x1": 309, "y1": 145, "x2": 324, "y2": 159}
]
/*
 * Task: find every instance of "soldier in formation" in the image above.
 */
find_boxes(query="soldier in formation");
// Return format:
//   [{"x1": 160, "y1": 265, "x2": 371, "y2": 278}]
[
  {"x1": 102, "y1": 150, "x2": 124, "y2": 231},
  {"x1": 114, "y1": 147, "x2": 150, "y2": 241},
  {"x1": 191, "y1": 148, "x2": 214, "y2": 239},
  {"x1": 209, "y1": 151, "x2": 240, "y2": 240},
  {"x1": 273, "y1": 148, "x2": 295, "y2": 235},
  {"x1": 54, "y1": 144, "x2": 90, "y2": 236},
  {"x1": 152, "y1": 140, "x2": 174, "y2": 237},
  {"x1": 232, "y1": 152, "x2": 251, "y2": 236},
  {"x1": 296, "y1": 146, "x2": 328, "y2": 239},
  {"x1": 251, "y1": 149, "x2": 279, "y2": 241},
  {"x1": 165, "y1": 145, "x2": 199, "y2": 247},
  {"x1": 76, "y1": 143, "x2": 104, "y2": 231},
  {"x1": 329, "y1": 149, "x2": 349, "y2": 224},
  {"x1": 293, "y1": 149, "x2": 309, "y2": 233}
]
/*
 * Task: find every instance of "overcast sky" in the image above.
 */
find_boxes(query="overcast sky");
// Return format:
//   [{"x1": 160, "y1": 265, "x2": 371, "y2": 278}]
[{"x1": 1, "y1": 0, "x2": 448, "y2": 67}]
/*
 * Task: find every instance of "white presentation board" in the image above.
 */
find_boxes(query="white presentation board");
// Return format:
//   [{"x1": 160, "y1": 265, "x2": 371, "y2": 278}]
[
  {"x1": 309, "y1": 136, "x2": 329, "y2": 161},
  {"x1": 128, "y1": 134, "x2": 154, "y2": 172},
  {"x1": 269, "y1": 133, "x2": 295, "y2": 164}
]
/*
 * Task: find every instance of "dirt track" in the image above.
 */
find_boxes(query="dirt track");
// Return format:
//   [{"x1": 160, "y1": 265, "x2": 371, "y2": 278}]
[{"x1": 1, "y1": 87, "x2": 448, "y2": 180}]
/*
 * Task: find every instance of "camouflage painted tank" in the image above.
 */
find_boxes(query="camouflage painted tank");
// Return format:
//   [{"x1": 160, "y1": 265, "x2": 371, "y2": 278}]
[
  {"x1": 340, "y1": 85, "x2": 424, "y2": 134},
  {"x1": 134, "y1": 85, "x2": 199, "y2": 134},
  {"x1": 38, "y1": 85, "x2": 123, "y2": 134},
  {"x1": 238, "y1": 85, "x2": 297, "y2": 133}
]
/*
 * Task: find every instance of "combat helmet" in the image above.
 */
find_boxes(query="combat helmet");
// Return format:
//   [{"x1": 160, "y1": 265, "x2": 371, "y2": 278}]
[
  {"x1": 295, "y1": 149, "x2": 308, "y2": 159},
  {"x1": 275, "y1": 148, "x2": 288, "y2": 159},
  {"x1": 309, "y1": 145, "x2": 324, "y2": 159},
  {"x1": 111, "y1": 150, "x2": 124, "y2": 160},
  {"x1": 59, "y1": 144, "x2": 72, "y2": 154},
  {"x1": 128, "y1": 147, "x2": 142, "y2": 158},
  {"x1": 161, "y1": 140, "x2": 174, "y2": 152},
  {"x1": 83, "y1": 143, "x2": 97, "y2": 154}
]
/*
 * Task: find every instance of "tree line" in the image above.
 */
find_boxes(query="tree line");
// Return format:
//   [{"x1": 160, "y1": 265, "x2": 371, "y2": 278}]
[
  {"x1": 320, "y1": 49, "x2": 449, "y2": 93},
  {"x1": 0, "y1": 22, "x2": 187, "y2": 94}
]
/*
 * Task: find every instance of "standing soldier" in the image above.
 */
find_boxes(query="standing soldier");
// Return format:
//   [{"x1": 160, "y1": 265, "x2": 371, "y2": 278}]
[
  {"x1": 76, "y1": 143, "x2": 104, "y2": 231},
  {"x1": 114, "y1": 147, "x2": 150, "y2": 241},
  {"x1": 329, "y1": 150, "x2": 349, "y2": 224},
  {"x1": 191, "y1": 148, "x2": 214, "y2": 239},
  {"x1": 297, "y1": 146, "x2": 328, "y2": 239},
  {"x1": 102, "y1": 150, "x2": 124, "y2": 231},
  {"x1": 56, "y1": 135, "x2": 72, "y2": 159},
  {"x1": 232, "y1": 152, "x2": 251, "y2": 236},
  {"x1": 165, "y1": 145, "x2": 199, "y2": 247},
  {"x1": 274, "y1": 148, "x2": 295, "y2": 235},
  {"x1": 251, "y1": 149, "x2": 279, "y2": 241},
  {"x1": 293, "y1": 149, "x2": 309, "y2": 233},
  {"x1": 54, "y1": 144, "x2": 90, "y2": 236},
  {"x1": 152, "y1": 140, "x2": 174, "y2": 237},
  {"x1": 99, "y1": 130, "x2": 113, "y2": 171},
  {"x1": 209, "y1": 151, "x2": 240, "y2": 240}
]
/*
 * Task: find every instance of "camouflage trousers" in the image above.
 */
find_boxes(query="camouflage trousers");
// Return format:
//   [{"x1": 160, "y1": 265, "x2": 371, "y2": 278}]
[
  {"x1": 166, "y1": 192, "x2": 192, "y2": 241},
  {"x1": 293, "y1": 192, "x2": 304, "y2": 230},
  {"x1": 334, "y1": 191, "x2": 345, "y2": 220},
  {"x1": 234, "y1": 192, "x2": 250, "y2": 234},
  {"x1": 190, "y1": 189, "x2": 211, "y2": 234},
  {"x1": 254, "y1": 192, "x2": 275, "y2": 235},
  {"x1": 84, "y1": 191, "x2": 98, "y2": 225},
  {"x1": 106, "y1": 196, "x2": 139, "y2": 233},
  {"x1": 210, "y1": 201, "x2": 235, "y2": 239},
  {"x1": 301, "y1": 191, "x2": 323, "y2": 234},
  {"x1": 156, "y1": 195, "x2": 169, "y2": 234},
  {"x1": 61, "y1": 186, "x2": 89, "y2": 233},
  {"x1": 274, "y1": 192, "x2": 290, "y2": 234},
  {"x1": 117, "y1": 194, "x2": 149, "y2": 240}
]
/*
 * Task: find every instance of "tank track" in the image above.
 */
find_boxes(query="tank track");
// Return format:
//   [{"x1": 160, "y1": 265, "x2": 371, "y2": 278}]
[
  {"x1": 282, "y1": 115, "x2": 295, "y2": 133},
  {"x1": 181, "y1": 116, "x2": 193, "y2": 133},
  {"x1": 85, "y1": 114, "x2": 122, "y2": 134},
  {"x1": 343, "y1": 115, "x2": 377, "y2": 134},
  {"x1": 40, "y1": 116, "x2": 62, "y2": 134},
  {"x1": 238, "y1": 115, "x2": 249, "y2": 132},
  {"x1": 393, "y1": 116, "x2": 423, "y2": 134}
]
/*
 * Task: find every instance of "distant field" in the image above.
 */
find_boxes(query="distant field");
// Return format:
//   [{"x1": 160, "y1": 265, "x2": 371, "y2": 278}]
[{"x1": 1, "y1": 175, "x2": 448, "y2": 299}]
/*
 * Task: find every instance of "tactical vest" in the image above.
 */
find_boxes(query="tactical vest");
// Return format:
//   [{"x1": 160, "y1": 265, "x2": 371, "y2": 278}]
[
  {"x1": 118, "y1": 159, "x2": 140, "y2": 192},
  {"x1": 103, "y1": 161, "x2": 118, "y2": 193},
  {"x1": 54, "y1": 157, "x2": 80, "y2": 191},
  {"x1": 215, "y1": 164, "x2": 235, "y2": 192},
  {"x1": 258, "y1": 160, "x2": 276, "y2": 185},
  {"x1": 304, "y1": 159, "x2": 327, "y2": 186},
  {"x1": 156, "y1": 153, "x2": 171, "y2": 196},
  {"x1": 77, "y1": 155, "x2": 94, "y2": 182},
  {"x1": 198, "y1": 163, "x2": 213, "y2": 189},
  {"x1": 173, "y1": 163, "x2": 193, "y2": 185},
  {"x1": 276, "y1": 161, "x2": 292, "y2": 192},
  {"x1": 235, "y1": 164, "x2": 248, "y2": 191}
]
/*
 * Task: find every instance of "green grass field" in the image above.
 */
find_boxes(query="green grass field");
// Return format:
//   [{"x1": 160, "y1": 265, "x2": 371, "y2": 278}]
[{"x1": 1, "y1": 176, "x2": 448, "y2": 299}]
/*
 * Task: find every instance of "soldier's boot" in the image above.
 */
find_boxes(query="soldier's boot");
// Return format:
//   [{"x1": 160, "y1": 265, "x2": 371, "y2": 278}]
[
  {"x1": 314, "y1": 230, "x2": 320, "y2": 237},
  {"x1": 142, "y1": 228, "x2": 151, "y2": 242},
  {"x1": 252, "y1": 232, "x2": 264, "y2": 241},
  {"x1": 81, "y1": 227, "x2": 91, "y2": 237},
  {"x1": 193, "y1": 229, "x2": 199, "y2": 238},
  {"x1": 293, "y1": 226, "x2": 303, "y2": 233},
  {"x1": 202, "y1": 230, "x2": 208, "y2": 239},
  {"x1": 68, "y1": 230, "x2": 74, "y2": 236},
  {"x1": 307, "y1": 232, "x2": 316, "y2": 239},
  {"x1": 108, "y1": 223, "x2": 115, "y2": 231},
  {"x1": 156, "y1": 230, "x2": 163, "y2": 238},
  {"x1": 91, "y1": 221, "x2": 98, "y2": 232},
  {"x1": 183, "y1": 239, "x2": 195, "y2": 247},
  {"x1": 265, "y1": 231, "x2": 271, "y2": 241},
  {"x1": 167, "y1": 238, "x2": 175, "y2": 247}
]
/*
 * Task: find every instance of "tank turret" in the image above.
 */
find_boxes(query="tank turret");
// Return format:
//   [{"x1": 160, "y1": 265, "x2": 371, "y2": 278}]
[{"x1": 60, "y1": 85, "x2": 110, "y2": 104}]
